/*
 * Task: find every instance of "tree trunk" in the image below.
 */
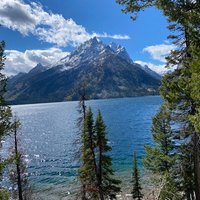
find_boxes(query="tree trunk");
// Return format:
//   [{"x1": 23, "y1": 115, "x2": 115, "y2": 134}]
[
  {"x1": 193, "y1": 132, "x2": 200, "y2": 200},
  {"x1": 82, "y1": 95, "x2": 86, "y2": 200},
  {"x1": 88, "y1": 129, "x2": 101, "y2": 199},
  {"x1": 98, "y1": 139, "x2": 104, "y2": 200},
  {"x1": 14, "y1": 122, "x2": 23, "y2": 200},
  {"x1": 81, "y1": 184, "x2": 87, "y2": 200}
]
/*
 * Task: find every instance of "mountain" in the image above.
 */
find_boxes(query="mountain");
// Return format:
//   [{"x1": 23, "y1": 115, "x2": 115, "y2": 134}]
[
  {"x1": 138, "y1": 65, "x2": 161, "y2": 80},
  {"x1": 28, "y1": 63, "x2": 47, "y2": 76},
  {"x1": 6, "y1": 37, "x2": 160, "y2": 104}
]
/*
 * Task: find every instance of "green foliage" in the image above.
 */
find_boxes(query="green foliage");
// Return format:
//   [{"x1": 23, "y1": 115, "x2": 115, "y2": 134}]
[
  {"x1": 159, "y1": 173, "x2": 180, "y2": 200},
  {"x1": 116, "y1": 0, "x2": 200, "y2": 198},
  {"x1": 95, "y1": 111, "x2": 121, "y2": 199},
  {"x1": 0, "y1": 41, "x2": 12, "y2": 140},
  {"x1": 131, "y1": 151, "x2": 143, "y2": 200},
  {"x1": 0, "y1": 189, "x2": 9, "y2": 200},
  {"x1": 9, "y1": 118, "x2": 31, "y2": 200},
  {"x1": 79, "y1": 108, "x2": 98, "y2": 199},
  {"x1": 79, "y1": 109, "x2": 121, "y2": 199},
  {"x1": 177, "y1": 143, "x2": 195, "y2": 199},
  {"x1": 189, "y1": 47, "x2": 200, "y2": 133},
  {"x1": 144, "y1": 105, "x2": 175, "y2": 173},
  {"x1": 0, "y1": 41, "x2": 13, "y2": 186}
]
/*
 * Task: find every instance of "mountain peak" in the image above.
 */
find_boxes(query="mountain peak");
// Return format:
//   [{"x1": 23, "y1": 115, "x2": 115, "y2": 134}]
[
  {"x1": 59, "y1": 38, "x2": 133, "y2": 70},
  {"x1": 28, "y1": 63, "x2": 47, "y2": 75},
  {"x1": 86, "y1": 36, "x2": 100, "y2": 44},
  {"x1": 109, "y1": 42, "x2": 122, "y2": 51},
  {"x1": 109, "y1": 42, "x2": 132, "y2": 63},
  {"x1": 80, "y1": 36, "x2": 104, "y2": 49},
  {"x1": 6, "y1": 37, "x2": 161, "y2": 104}
]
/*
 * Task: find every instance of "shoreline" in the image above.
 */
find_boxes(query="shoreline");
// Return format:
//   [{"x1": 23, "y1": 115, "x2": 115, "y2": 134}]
[
  {"x1": 10, "y1": 95, "x2": 161, "y2": 106},
  {"x1": 31, "y1": 170, "x2": 157, "y2": 200}
]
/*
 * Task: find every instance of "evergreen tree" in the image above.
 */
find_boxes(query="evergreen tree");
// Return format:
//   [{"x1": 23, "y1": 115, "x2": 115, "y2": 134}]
[
  {"x1": 189, "y1": 47, "x2": 200, "y2": 134},
  {"x1": 160, "y1": 56, "x2": 200, "y2": 199},
  {"x1": 76, "y1": 89, "x2": 87, "y2": 200},
  {"x1": 9, "y1": 117, "x2": 31, "y2": 200},
  {"x1": 116, "y1": 0, "x2": 200, "y2": 198},
  {"x1": 79, "y1": 109, "x2": 121, "y2": 199},
  {"x1": 131, "y1": 151, "x2": 143, "y2": 200},
  {"x1": 158, "y1": 173, "x2": 180, "y2": 200},
  {"x1": 95, "y1": 111, "x2": 121, "y2": 199},
  {"x1": 144, "y1": 105, "x2": 175, "y2": 173},
  {"x1": 0, "y1": 41, "x2": 12, "y2": 135},
  {"x1": 177, "y1": 143, "x2": 195, "y2": 200},
  {"x1": 79, "y1": 108, "x2": 98, "y2": 199},
  {"x1": 0, "y1": 41, "x2": 13, "y2": 198},
  {"x1": 143, "y1": 105, "x2": 179, "y2": 199}
]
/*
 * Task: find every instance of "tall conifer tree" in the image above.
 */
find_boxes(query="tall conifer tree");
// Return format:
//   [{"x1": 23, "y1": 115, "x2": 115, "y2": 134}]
[
  {"x1": 95, "y1": 111, "x2": 121, "y2": 200},
  {"x1": 143, "y1": 105, "x2": 178, "y2": 199},
  {"x1": 131, "y1": 151, "x2": 143, "y2": 200},
  {"x1": 79, "y1": 108, "x2": 98, "y2": 199},
  {"x1": 79, "y1": 109, "x2": 121, "y2": 199},
  {"x1": 9, "y1": 117, "x2": 31, "y2": 200},
  {"x1": 0, "y1": 41, "x2": 13, "y2": 166},
  {"x1": 76, "y1": 90, "x2": 87, "y2": 200},
  {"x1": 144, "y1": 105, "x2": 174, "y2": 173},
  {"x1": 0, "y1": 41, "x2": 13, "y2": 197}
]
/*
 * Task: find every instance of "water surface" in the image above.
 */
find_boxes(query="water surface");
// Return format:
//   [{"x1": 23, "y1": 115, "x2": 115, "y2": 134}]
[{"x1": 9, "y1": 96, "x2": 162, "y2": 197}]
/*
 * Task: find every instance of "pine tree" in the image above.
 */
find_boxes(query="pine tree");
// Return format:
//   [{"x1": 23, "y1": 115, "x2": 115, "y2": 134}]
[
  {"x1": 189, "y1": 47, "x2": 200, "y2": 134},
  {"x1": 9, "y1": 117, "x2": 31, "y2": 200},
  {"x1": 0, "y1": 41, "x2": 13, "y2": 198},
  {"x1": 79, "y1": 109, "x2": 121, "y2": 199},
  {"x1": 95, "y1": 111, "x2": 121, "y2": 199},
  {"x1": 160, "y1": 57, "x2": 200, "y2": 199},
  {"x1": 131, "y1": 151, "x2": 143, "y2": 200},
  {"x1": 177, "y1": 143, "x2": 195, "y2": 200},
  {"x1": 143, "y1": 105, "x2": 180, "y2": 199},
  {"x1": 116, "y1": 1, "x2": 200, "y2": 198},
  {"x1": 79, "y1": 108, "x2": 98, "y2": 199},
  {"x1": 158, "y1": 173, "x2": 180, "y2": 200},
  {"x1": 143, "y1": 105, "x2": 175, "y2": 173},
  {"x1": 0, "y1": 41, "x2": 13, "y2": 167},
  {"x1": 76, "y1": 90, "x2": 87, "y2": 200},
  {"x1": 0, "y1": 41, "x2": 12, "y2": 133}
]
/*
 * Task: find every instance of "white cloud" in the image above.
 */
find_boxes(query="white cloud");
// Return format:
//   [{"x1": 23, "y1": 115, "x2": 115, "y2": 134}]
[
  {"x1": 143, "y1": 44, "x2": 176, "y2": 62},
  {"x1": 93, "y1": 33, "x2": 130, "y2": 40},
  {"x1": 4, "y1": 48, "x2": 69, "y2": 76},
  {"x1": 0, "y1": 0, "x2": 130, "y2": 47},
  {"x1": 138, "y1": 43, "x2": 177, "y2": 74},
  {"x1": 135, "y1": 60, "x2": 168, "y2": 75}
]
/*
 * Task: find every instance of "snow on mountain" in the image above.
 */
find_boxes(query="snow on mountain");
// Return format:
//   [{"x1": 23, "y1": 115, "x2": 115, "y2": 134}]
[
  {"x1": 21, "y1": 37, "x2": 161, "y2": 80},
  {"x1": 57, "y1": 37, "x2": 133, "y2": 71},
  {"x1": 7, "y1": 37, "x2": 161, "y2": 104},
  {"x1": 58, "y1": 37, "x2": 106, "y2": 68},
  {"x1": 109, "y1": 42, "x2": 133, "y2": 63}
]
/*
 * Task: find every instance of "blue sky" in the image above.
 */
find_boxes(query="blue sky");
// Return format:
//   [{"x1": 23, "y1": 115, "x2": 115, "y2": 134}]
[{"x1": 0, "y1": 0, "x2": 175, "y2": 75}]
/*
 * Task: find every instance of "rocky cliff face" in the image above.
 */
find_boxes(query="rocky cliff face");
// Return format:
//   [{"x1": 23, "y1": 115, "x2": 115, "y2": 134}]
[{"x1": 6, "y1": 37, "x2": 160, "y2": 104}]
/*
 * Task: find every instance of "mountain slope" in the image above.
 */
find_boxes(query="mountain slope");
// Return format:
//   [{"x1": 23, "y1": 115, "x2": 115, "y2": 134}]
[{"x1": 6, "y1": 38, "x2": 160, "y2": 104}]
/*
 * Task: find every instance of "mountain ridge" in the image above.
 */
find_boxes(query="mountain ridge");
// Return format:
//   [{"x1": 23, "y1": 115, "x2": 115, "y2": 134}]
[{"x1": 6, "y1": 38, "x2": 161, "y2": 104}]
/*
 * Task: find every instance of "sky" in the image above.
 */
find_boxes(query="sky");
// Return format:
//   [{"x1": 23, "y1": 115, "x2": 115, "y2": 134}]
[{"x1": 0, "y1": 0, "x2": 175, "y2": 76}]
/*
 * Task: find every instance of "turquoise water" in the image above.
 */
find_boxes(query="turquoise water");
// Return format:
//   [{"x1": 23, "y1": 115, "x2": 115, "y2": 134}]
[{"x1": 10, "y1": 96, "x2": 162, "y2": 195}]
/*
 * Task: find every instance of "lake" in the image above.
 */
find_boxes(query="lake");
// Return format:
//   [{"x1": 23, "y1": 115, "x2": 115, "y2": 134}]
[{"x1": 6, "y1": 96, "x2": 162, "y2": 199}]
